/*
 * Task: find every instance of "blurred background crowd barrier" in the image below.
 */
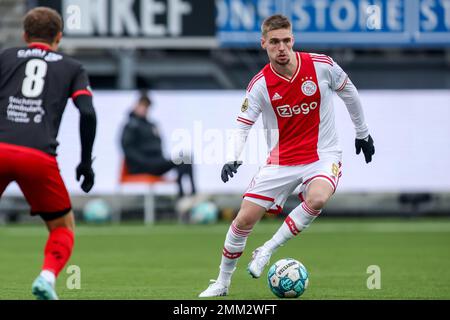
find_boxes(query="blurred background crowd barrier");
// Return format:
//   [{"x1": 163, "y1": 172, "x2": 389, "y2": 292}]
[{"x1": 1, "y1": 0, "x2": 449, "y2": 223}]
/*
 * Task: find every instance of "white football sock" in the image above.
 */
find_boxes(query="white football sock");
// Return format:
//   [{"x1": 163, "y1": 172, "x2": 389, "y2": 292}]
[
  {"x1": 263, "y1": 202, "x2": 322, "y2": 254},
  {"x1": 40, "y1": 270, "x2": 56, "y2": 286},
  {"x1": 217, "y1": 220, "x2": 252, "y2": 286}
]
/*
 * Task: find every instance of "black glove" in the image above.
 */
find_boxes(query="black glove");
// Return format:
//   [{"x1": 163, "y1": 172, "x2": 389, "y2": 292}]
[
  {"x1": 221, "y1": 161, "x2": 242, "y2": 183},
  {"x1": 355, "y1": 135, "x2": 375, "y2": 163},
  {"x1": 76, "y1": 161, "x2": 95, "y2": 193}
]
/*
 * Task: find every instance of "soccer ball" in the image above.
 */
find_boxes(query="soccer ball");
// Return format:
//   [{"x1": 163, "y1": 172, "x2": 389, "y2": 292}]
[
  {"x1": 83, "y1": 198, "x2": 111, "y2": 223},
  {"x1": 190, "y1": 201, "x2": 219, "y2": 224},
  {"x1": 267, "y1": 258, "x2": 309, "y2": 298}
]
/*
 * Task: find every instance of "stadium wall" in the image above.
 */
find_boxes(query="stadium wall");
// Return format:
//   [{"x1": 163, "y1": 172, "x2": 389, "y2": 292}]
[{"x1": 2, "y1": 90, "x2": 449, "y2": 197}]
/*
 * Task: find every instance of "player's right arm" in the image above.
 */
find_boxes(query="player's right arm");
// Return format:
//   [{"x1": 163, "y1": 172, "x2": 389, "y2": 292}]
[
  {"x1": 71, "y1": 65, "x2": 97, "y2": 192},
  {"x1": 221, "y1": 77, "x2": 263, "y2": 182}
]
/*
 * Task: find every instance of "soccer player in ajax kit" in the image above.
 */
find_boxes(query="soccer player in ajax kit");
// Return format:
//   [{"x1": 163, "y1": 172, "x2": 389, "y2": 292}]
[
  {"x1": 199, "y1": 14, "x2": 375, "y2": 297},
  {"x1": 0, "y1": 7, "x2": 96, "y2": 299}
]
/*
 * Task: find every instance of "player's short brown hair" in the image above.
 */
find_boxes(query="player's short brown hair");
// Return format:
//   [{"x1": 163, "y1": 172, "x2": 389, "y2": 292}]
[
  {"x1": 23, "y1": 7, "x2": 63, "y2": 43},
  {"x1": 261, "y1": 14, "x2": 291, "y2": 37},
  {"x1": 138, "y1": 91, "x2": 152, "y2": 107}
]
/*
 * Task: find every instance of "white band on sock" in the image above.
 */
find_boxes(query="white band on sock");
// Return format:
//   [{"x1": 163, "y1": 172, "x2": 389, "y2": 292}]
[
  {"x1": 230, "y1": 220, "x2": 252, "y2": 238},
  {"x1": 263, "y1": 202, "x2": 322, "y2": 253},
  {"x1": 301, "y1": 201, "x2": 322, "y2": 217},
  {"x1": 222, "y1": 221, "x2": 252, "y2": 258},
  {"x1": 218, "y1": 221, "x2": 253, "y2": 285},
  {"x1": 285, "y1": 202, "x2": 322, "y2": 234}
]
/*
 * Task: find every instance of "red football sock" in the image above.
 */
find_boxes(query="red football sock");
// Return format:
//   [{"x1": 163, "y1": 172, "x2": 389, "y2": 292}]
[{"x1": 42, "y1": 227, "x2": 74, "y2": 277}]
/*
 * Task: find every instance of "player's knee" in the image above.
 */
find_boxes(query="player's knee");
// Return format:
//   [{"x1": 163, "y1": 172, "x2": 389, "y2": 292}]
[
  {"x1": 45, "y1": 211, "x2": 75, "y2": 232},
  {"x1": 305, "y1": 194, "x2": 328, "y2": 211},
  {"x1": 233, "y1": 201, "x2": 265, "y2": 229},
  {"x1": 233, "y1": 215, "x2": 256, "y2": 230}
]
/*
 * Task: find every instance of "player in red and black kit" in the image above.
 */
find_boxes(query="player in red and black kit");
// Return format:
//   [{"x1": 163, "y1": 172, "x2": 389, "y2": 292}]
[{"x1": 0, "y1": 7, "x2": 96, "y2": 299}]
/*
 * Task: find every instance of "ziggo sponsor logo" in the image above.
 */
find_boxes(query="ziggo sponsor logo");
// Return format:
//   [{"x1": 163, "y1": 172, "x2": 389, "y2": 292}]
[{"x1": 276, "y1": 102, "x2": 318, "y2": 117}]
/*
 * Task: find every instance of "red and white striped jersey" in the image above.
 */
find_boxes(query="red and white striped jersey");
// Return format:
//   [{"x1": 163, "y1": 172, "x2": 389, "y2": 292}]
[{"x1": 229, "y1": 51, "x2": 369, "y2": 166}]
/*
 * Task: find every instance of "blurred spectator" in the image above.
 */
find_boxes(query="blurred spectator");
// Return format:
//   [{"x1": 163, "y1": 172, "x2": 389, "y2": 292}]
[{"x1": 120, "y1": 91, "x2": 196, "y2": 198}]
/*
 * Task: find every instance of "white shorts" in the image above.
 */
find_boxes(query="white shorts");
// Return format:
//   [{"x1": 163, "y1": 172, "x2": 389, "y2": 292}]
[{"x1": 243, "y1": 152, "x2": 342, "y2": 214}]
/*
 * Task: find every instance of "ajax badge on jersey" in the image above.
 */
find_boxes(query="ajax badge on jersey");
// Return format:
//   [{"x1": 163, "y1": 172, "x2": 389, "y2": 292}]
[{"x1": 301, "y1": 79, "x2": 317, "y2": 96}]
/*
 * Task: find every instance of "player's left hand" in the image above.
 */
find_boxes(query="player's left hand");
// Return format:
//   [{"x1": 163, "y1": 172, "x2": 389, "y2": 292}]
[
  {"x1": 355, "y1": 135, "x2": 375, "y2": 163},
  {"x1": 76, "y1": 162, "x2": 95, "y2": 193}
]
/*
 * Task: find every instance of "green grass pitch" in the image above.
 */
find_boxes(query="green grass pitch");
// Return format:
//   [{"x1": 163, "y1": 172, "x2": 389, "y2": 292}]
[{"x1": 0, "y1": 218, "x2": 449, "y2": 299}]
